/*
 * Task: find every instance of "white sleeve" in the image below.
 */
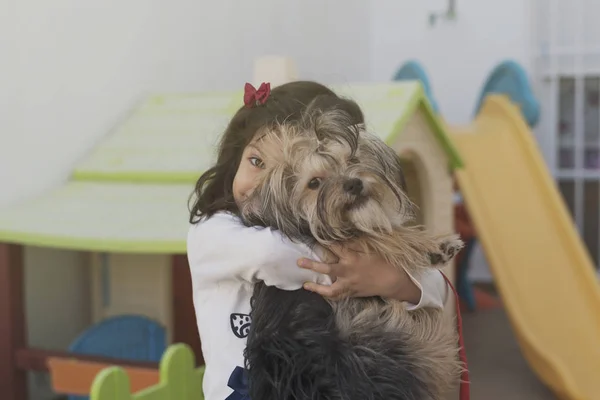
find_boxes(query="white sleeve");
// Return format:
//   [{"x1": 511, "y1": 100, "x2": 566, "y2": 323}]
[
  {"x1": 187, "y1": 213, "x2": 330, "y2": 290},
  {"x1": 404, "y1": 269, "x2": 449, "y2": 310}
]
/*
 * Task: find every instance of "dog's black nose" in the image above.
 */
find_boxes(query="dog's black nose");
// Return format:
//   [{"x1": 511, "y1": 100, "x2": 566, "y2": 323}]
[{"x1": 343, "y1": 178, "x2": 363, "y2": 195}]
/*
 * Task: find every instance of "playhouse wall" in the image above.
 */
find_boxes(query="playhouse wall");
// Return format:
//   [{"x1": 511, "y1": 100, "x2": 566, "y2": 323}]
[
  {"x1": 388, "y1": 110, "x2": 456, "y2": 315},
  {"x1": 90, "y1": 253, "x2": 173, "y2": 343},
  {"x1": 24, "y1": 246, "x2": 92, "y2": 399},
  {"x1": 400, "y1": 159, "x2": 426, "y2": 227},
  {"x1": 392, "y1": 111, "x2": 454, "y2": 236}
]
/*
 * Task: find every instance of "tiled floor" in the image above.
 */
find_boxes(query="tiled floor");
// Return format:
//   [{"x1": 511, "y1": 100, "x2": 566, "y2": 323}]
[
  {"x1": 452, "y1": 287, "x2": 556, "y2": 400},
  {"x1": 461, "y1": 252, "x2": 556, "y2": 398}
]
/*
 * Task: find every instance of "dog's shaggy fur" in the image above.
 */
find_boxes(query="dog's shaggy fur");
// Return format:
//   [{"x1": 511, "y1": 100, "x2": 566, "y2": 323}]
[{"x1": 240, "y1": 104, "x2": 464, "y2": 400}]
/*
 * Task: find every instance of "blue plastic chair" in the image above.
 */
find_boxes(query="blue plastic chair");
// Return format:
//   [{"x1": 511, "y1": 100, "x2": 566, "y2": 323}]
[{"x1": 67, "y1": 314, "x2": 166, "y2": 400}]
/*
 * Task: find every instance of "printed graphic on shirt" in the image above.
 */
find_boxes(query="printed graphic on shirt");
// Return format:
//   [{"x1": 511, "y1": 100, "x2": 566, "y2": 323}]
[
  {"x1": 226, "y1": 366, "x2": 250, "y2": 399},
  {"x1": 230, "y1": 313, "x2": 251, "y2": 338}
]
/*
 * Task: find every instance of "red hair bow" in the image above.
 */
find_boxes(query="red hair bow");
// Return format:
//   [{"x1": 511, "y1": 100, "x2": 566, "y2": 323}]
[{"x1": 244, "y1": 82, "x2": 271, "y2": 107}]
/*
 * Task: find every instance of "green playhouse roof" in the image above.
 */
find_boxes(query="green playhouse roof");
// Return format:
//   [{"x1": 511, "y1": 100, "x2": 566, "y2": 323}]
[{"x1": 0, "y1": 81, "x2": 461, "y2": 254}]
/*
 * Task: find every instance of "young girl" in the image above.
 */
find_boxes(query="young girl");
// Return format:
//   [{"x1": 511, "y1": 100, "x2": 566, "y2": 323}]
[{"x1": 187, "y1": 81, "x2": 449, "y2": 400}]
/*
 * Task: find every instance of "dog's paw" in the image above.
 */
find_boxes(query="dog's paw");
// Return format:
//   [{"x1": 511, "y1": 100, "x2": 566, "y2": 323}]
[{"x1": 428, "y1": 237, "x2": 464, "y2": 266}]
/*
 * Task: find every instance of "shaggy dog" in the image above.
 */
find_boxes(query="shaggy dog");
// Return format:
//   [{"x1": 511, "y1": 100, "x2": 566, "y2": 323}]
[{"x1": 240, "y1": 102, "x2": 463, "y2": 400}]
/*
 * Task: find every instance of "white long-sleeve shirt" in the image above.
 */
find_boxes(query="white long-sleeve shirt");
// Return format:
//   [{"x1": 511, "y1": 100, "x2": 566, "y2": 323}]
[{"x1": 187, "y1": 212, "x2": 449, "y2": 400}]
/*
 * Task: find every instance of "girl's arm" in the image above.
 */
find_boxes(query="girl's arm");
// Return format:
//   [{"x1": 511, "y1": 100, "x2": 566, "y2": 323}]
[
  {"x1": 403, "y1": 268, "x2": 449, "y2": 310},
  {"x1": 187, "y1": 213, "x2": 330, "y2": 290},
  {"x1": 299, "y1": 246, "x2": 449, "y2": 310}
]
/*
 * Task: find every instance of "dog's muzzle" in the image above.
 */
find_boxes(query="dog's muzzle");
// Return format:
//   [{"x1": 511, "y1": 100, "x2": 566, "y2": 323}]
[{"x1": 343, "y1": 178, "x2": 364, "y2": 196}]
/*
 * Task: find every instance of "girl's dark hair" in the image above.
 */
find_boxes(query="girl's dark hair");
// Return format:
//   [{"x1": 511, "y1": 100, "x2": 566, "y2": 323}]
[{"x1": 188, "y1": 81, "x2": 364, "y2": 223}]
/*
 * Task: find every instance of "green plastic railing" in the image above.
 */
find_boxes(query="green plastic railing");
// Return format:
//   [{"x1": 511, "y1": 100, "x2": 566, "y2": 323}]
[{"x1": 90, "y1": 344, "x2": 205, "y2": 400}]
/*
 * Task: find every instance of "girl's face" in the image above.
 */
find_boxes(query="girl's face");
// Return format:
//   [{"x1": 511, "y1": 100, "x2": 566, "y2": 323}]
[{"x1": 233, "y1": 139, "x2": 266, "y2": 207}]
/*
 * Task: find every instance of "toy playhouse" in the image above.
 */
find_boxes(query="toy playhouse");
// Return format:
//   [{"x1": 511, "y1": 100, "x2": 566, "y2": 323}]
[
  {"x1": 0, "y1": 79, "x2": 464, "y2": 399},
  {"x1": 393, "y1": 59, "x2": 541, "y2": 311}
]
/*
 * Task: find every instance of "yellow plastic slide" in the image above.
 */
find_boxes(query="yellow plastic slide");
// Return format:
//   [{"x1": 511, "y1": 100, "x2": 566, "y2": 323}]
[{"x1": 448, "y1": 95, "x2": 600, "y2": 400}]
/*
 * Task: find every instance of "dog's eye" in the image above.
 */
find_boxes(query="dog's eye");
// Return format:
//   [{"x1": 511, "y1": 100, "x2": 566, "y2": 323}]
[{"x1": 307, "y1": 178, "x2": 322, "y2": 190}]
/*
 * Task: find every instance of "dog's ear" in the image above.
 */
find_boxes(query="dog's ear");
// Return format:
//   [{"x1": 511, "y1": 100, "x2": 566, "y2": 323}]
[
  {"x1": 359, "y1": 131, "x2": 407, "y2": 192},
  {"x1": 239, "y1": 200, "x2": 266, "y2": 228},
  {"x1": 239, "y1": 184, "x2": 273, "y2": 228}
]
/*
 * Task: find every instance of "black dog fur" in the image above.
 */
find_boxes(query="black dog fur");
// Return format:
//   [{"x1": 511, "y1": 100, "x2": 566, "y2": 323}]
[{"x1": 244, "y1": 282, "x2": 437, "y2": 400}]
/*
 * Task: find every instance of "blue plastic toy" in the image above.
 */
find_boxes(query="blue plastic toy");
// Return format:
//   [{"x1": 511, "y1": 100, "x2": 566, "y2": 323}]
[
  {"x1": 393, "y1": 60, "x2": 440, "y2": 113},
  {"x1": 474, "y1": 60, "x2": 540, "y2": 128},
  {"x1": 67, "y1": 315, "x2": 167, "y2": 400}
]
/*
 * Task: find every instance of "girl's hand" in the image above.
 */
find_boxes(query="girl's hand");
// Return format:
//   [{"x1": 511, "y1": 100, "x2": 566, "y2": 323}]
[{"x1": 297, "y1": 243, "x2": 421, "y2": 303}]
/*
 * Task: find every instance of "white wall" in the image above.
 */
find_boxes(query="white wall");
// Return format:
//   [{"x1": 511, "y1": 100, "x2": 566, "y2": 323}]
[
  {"x1": 0, "y1": 0, "x2": 371, "y2": 209},
  {"x1": 371, "y1": 0, "x2": 534, "y2": 125},
  {"x1": 1, "y1": 0, "x2": 535, "y2": 205}
]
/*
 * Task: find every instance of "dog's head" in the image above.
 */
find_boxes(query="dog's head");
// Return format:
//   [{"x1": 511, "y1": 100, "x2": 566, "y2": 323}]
[{"x1": 240, "y1": 109, "x2": 415, "y2": 244}]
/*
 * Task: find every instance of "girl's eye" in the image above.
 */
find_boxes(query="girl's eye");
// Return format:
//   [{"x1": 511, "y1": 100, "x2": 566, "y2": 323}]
[
  {"x1": 249, "y1": 157, "x2": 265, "y2": 169},
  {"x1": 307, "y1": 178, "x2": 322, "y2": 190}
]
